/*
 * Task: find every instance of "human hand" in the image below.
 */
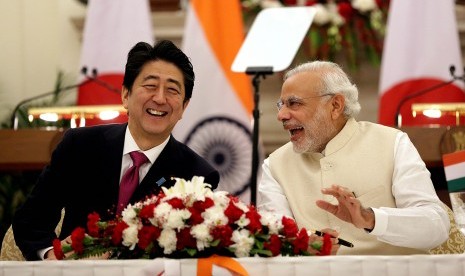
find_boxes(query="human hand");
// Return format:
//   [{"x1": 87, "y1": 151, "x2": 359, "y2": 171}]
[
  {"x1": 308, "y1": 228, "x2": 340, "y2": 255},
  {"x1": 316, "y1": 185, "x2": 375, "y2": 230}
]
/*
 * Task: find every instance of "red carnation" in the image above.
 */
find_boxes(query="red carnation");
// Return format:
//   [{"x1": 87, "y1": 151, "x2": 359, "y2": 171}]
[
  {"x1": 139, "y1": 203, "x2": 156, "y2": 220},
  {"x1": 166, "y1": 197, "x2": 184, "y2": 209},
  {"x1": 281, "y1": 216, "x2": 299, "y2": 238},
  {"x1": 87, "y1": 212, "x2": 100, "y2": 237},
  {"x1": 283, "y1": 0, "x2": 298, "y2": 5},
  {"x1": 211, "y1": 225, "x2": 233, "y2": 247},
  {"x1": 52, "y1": 239, "x2": 65, "y2": 260},
  {"x1": 305, "y1": 0, "x2": 318, "y2": 6},
  {"x1": 192, "y1": 197, "x2": 214, "y2": 211},
  {"x1": 245, "y1": 206, "x2": 262, "y2": 234},
  {"x1": 70, "y1": 227, "x2": 86, "y2": 254},
  {"x1": 318, "y1": 233, "x2": 332, "y2": 256},
  {"x1": 293, "y1": 228, "x2": 310, "y2": 254},
  {"x1": 264, "y1": 234, "x2": 282, "y2": 256},
  {"x1": 188, "y1": 207, "x2": 204, "y2": 225},
  {"x1": 112, "y1": 221, "x2": 129, "y2": 245},
  {"x1": 137, "y1": 225, "x2": 161, "y2": 250},
  {"x1": 224, "y1": 201, "x2": 244, "y2": 224},
  {"x1": 176, "y1": 227, "x2": 197, "y2": 250}
]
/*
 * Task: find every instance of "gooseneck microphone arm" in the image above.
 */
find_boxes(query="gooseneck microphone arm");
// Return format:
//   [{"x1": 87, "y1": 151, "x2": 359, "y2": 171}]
[
  {"x1": 394, "y1": 65, "x2": 465, "y2": 127},
  {"x1": 80, "y1": 66, "x2": 121, "y2": 94},
  {"x1": 10, "y1": 66, "x2": 122, "y2": 129},
  {"x1": 10, "y1": 82, "x2": 85, "y2": 130}
]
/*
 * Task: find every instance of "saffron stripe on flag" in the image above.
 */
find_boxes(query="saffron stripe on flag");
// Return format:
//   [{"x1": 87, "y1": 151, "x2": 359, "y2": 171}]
[{"x1": 443, "y1": 150, "x2": 465, "y2": 167}]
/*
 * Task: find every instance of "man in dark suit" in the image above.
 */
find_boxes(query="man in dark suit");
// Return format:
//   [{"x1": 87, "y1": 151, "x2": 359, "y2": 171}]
[{"x1": 12, "y1": 40, "x2": 220, "y2": 261}]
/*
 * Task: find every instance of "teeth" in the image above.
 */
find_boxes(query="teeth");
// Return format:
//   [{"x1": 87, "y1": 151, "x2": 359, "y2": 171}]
[{"x1": 147, "y1": 108, "x2": 166, "y2": 116}]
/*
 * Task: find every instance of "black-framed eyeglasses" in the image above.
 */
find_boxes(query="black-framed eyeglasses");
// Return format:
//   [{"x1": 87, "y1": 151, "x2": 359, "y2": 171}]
[{"x1": 276, "y1": 93, "x2": 335, "y2": 111}]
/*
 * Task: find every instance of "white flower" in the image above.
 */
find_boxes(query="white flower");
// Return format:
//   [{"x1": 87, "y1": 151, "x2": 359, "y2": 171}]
[
  {"x1": 203, "y1": 205, "x2": 228, "y2": 226},
  {"x1": 158, "y1": 228, "x2": 177, "y2": 255},
  {"x1": 121, "y1": 206, "x2": 139, "y2": 226},
  {"x1": 259, "y1": 211, "x2": 283, "y2": 235},
  {"x1": 313, "y1": 4, "x2": 332, "y2": 25},
  {"x1": 260, "y1": 0, "x2": 283, "y2": 9},
  {"x1": 191, "y1": 224, "x2": 213, "y2": 251},
  {"x1": 154, "y1": 202, "x2": 173, "y2": 226},
  {"x1": 236, "y1": 214, "x2": 251, "y2": 228},
  {"x1": 163, "y1": 176, "x2": 213, "y2": 206},
  {"x1": 230, "y1": 229, "x2": 254, "y2": 258},
  {"x1": 352, "y1": 0, "x2": 377, "y2": 13},
  {"x1": 122, "y1": 224, "x2": 139, "y2": 250},
  {"x1": 165, "y1": 209, "x2": 191, "y2": 231}
]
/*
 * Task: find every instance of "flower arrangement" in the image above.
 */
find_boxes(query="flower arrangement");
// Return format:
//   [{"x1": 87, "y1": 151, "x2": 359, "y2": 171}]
[
  {"x1": 53, "y1": 176, "x2": 332, "y2": 260},
  {"x1": 241, "y1": 0, "x2": 390, "y2": 70}
]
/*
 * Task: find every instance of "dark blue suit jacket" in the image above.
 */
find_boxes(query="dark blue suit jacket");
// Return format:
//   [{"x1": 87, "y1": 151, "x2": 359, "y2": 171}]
[{"x1": 12, "y1": 123, "x2": 219, "y2": 260}]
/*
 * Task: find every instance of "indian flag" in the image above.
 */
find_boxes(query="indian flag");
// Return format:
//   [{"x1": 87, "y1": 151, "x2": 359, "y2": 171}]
[
  {"x1": 378, "y1": 0, "x2": 465, "y2": 127},
  {"x1": 77, "y1": 0, "x2": 154, "y2": 126},
  {"x1": 173, "y1": 0, "x2": 257, "y2": 203},
  {"x1": 443, "y1": 150, "x2": 465, "y2": 193}
]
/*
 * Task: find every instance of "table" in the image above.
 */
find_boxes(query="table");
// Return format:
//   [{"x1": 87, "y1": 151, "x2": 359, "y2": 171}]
[{"x1": 1, "y1": 254, "x2": 465, "y2": 276}]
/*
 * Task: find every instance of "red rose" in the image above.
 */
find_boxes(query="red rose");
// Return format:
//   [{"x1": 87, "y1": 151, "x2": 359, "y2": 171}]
[
  {"x1": 264, "y1": 234, "x2": 282, "y2": 256},
  {"x1": 176, "y1": 227, "x2": 196, "y2": 250},
  {"x1": 137, "y1": 225, "x2": 161, "y2": 250},
  {"x1": 139, "y1": 203, "x2": 156, "y2": 220},
  {"x1": 112, "y1": 221, "x2": 129, "y2": 245},
  {"x1": 52, "y1": 238, "x2": 65, "y2": 260},
  {"x1": 87, "y1": 212, "x2": 100, "y2": 237},
  {"x1": 211, "y1": 225, "x2": 233, "y2": 247},
  {"x1": 70, "y1": 227, "x2": 86, "y2": 254},
  {"x1": 245, "y1": 206, "x2": 262, "y2": 234},
  {"x1": 224, "y1": 201, "x2": 244, "y2": 224},
  {"x1": 281, "y1": 216, "x2": 298, "y2": 238},
  {"x1": 166, "y1": 197, "x2": 184, "y2": 209},
  {"x1": 338, "y1": 2, "x2": 354, "y2": 22},
  {"x1": 292, "y1": 228, "x2": 310, "y2": 254},
  {"x1": 305, "y1": 0, "x2": 318, "y2": 6},
  {"x1": 283, "y1": 0, "x2": 298, "y2": 5}
]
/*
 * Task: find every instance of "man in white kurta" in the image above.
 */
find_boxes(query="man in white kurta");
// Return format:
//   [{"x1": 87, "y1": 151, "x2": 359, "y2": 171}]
[{"x1": 258, "y1": 61, "x2": 450, "y2": 255}]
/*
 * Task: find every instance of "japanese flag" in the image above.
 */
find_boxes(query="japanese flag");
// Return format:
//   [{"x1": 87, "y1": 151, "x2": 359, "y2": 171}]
[
  {"x1": 77, "y1": 0, "x2": 154, "y2": 125},
  {"x1": 378, "y1": 0, "x2": 465, "y2": 126}
]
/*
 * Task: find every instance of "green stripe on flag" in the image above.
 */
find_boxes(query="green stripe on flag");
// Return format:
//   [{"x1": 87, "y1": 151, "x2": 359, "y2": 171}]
[{"x1": 447, "y1": 177, "x2": 465, "y2": 193}]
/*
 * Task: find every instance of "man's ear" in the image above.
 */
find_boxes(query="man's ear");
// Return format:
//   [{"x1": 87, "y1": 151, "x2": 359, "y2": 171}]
[
  {"x1": 331, "y1": 94, "x2": 345, "y2": 119},
  {"x1": 121, "y1": 86, "x2": 129, "y2": 109},
  {"x1": 182, "y1": 99, "x2": 190, "y2": 110}
]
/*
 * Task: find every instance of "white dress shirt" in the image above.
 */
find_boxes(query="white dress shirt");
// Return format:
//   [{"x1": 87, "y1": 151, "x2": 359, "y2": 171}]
[{"x1": 258, "y1": 132, "x2": 450, "y2": 250}]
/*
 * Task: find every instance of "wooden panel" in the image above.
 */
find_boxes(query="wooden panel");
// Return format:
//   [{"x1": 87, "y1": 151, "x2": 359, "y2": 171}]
[{"x1": 0, "y1": 129, "x2": 64, "y2": 171}]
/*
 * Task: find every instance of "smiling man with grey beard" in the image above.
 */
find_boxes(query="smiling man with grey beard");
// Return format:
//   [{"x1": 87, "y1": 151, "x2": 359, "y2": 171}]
[{"x1": 258, "y1": 60, "x2": 450, "y2": 255}]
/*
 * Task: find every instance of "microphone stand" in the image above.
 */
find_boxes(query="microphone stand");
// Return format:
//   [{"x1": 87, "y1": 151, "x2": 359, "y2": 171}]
[
  {"x1": 245, "y1": 66, "x2": 273, "y2": 205},
  {"x1": 394, "y1": 65, "x2": 465, "y2": 127}
]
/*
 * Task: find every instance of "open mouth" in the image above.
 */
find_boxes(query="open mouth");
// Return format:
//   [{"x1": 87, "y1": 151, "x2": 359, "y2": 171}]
[{"x1": 147, "y1": 108, "x2": 167, "y2": 117}]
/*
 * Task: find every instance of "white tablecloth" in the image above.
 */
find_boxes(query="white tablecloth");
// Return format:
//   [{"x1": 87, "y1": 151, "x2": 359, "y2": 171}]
[{"x1": 1, "y1": 254, "x2": 465, "y2": 276}]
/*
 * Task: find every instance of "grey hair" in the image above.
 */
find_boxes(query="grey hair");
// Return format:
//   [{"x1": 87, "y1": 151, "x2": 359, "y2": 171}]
[{"x1": 284, "y1": 61, "x2": 361, "y2": 118}]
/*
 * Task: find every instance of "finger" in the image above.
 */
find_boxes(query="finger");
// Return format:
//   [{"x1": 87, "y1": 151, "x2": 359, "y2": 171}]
[
  {"x1": 316, "y1": 200, "x2": 339, "y2": 214},
  {"x1": 320, "y1": 227, "x2": 339, "y2": 238}
]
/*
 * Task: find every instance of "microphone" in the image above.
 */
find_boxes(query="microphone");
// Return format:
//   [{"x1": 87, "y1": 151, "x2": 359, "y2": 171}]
[
  {"x1": 80, "y1": 66, "x2": 121, "y2": 94},
  {"x1": 394, "y1": 65, "x2": 465, "y2": 127}
]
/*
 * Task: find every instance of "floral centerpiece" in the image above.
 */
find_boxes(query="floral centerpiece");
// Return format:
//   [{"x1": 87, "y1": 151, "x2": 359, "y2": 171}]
[
  {"x1": 53, "y1": 176, "x2": 332, "y2": 259},
  {"x1": 241, "y1": 0, "x2": 390, "y2": 70}
]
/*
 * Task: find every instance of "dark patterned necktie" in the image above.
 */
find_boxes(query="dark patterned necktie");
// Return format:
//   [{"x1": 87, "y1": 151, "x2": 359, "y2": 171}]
[{"x1": 117, "y1": 151, "x2": 149, "y2": 215}]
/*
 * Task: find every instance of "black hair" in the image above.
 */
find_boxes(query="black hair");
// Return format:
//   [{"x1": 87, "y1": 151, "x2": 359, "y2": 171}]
[{"x1": 122, "y1": 40, "x2": 195, "y2": 101}]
